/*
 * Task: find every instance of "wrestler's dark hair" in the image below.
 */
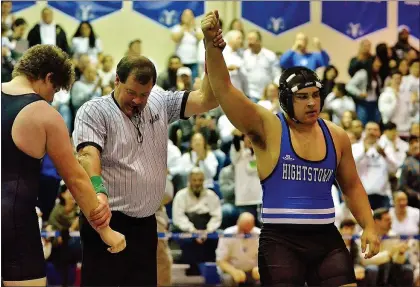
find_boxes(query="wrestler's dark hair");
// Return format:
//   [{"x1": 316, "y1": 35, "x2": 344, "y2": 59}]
[
  {"x1": 12, "y1": 44, "x2": 75, "y2": 91},
  {"x1": 116, "y1": 55, "x2": 156, "y2": 85}
]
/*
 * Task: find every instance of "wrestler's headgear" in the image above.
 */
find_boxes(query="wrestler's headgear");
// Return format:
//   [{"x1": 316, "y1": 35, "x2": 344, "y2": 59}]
[{"x1": 278, "y1": 66, "x2": 324, "y2": 123}]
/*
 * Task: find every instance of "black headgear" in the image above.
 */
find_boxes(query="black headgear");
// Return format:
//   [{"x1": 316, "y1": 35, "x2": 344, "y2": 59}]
[{"x1": 278, "y1": 66, "x2": 324, "y2": 122}]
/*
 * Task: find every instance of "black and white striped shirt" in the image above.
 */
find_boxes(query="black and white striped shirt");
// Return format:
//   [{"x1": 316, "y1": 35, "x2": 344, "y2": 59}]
[{"x1": 73, "y1": 87, "x2": 189, "y2": 218}]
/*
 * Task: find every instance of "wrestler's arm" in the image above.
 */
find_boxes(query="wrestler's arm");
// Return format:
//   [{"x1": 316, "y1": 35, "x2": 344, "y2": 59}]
[
  {"x1": 335, "y1": 127, "x2": 375, "y2": 230},
  {"x1": 43, "y1": 106, "x2": 125, "y2": 252},
  {"x1": 44, "y1": 108, "x2": 100, "y2": 218},
  {"x1": 204, "y1": 31, "x2": 277, "y2": 148}
]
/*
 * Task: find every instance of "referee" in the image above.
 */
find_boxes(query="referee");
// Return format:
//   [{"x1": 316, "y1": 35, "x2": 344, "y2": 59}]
[{"x1": 73, "y1": 33, "x2": 225, "y2": 286}]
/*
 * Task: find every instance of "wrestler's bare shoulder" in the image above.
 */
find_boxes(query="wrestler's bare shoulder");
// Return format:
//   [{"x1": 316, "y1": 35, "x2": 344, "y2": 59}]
[{"x1": 322, "y1": 119, "x2": 349, "y2": 154}]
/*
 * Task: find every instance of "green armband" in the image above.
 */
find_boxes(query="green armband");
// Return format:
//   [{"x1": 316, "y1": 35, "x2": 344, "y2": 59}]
[{"x1": 90, "y1": 176, "x2": 109, "y2": 197}]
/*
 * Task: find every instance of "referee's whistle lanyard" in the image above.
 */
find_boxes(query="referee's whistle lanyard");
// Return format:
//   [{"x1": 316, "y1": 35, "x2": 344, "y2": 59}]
[{"x1": 112, "y1": 92, "x2": 146, "y2": 143}]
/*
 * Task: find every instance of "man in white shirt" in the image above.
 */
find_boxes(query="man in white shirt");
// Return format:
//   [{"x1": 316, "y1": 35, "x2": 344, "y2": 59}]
[
  {"x1": 378, "y1": 122, "x2": 409, "y2": 168},
  {"x1": 352, "y1": 122, "x2": 397, "y2": 210},
  {"x1": 242, "y1": 30, "x2": 279, "y2": 102},
  {"x1": 27, "y1": 7, "x2": 69, "y2": 54},
  {"x1": 230, "y1": 130, "x2": 262, "y2": 221},
  {"x1": 379, "y1": 71, "x2": 413, "y2": 138},
  {"x1": 172, "y1": 167, "x2": 222, "y2": 275},
  {"x1": 223, "y1": 30, "x2": 247, "y2": 94},
  {"x1": 216, "y1": 212, "x2": 260, "y2": 286},
  {"x1": 389, "y1": 191, "x2": 419, "y2": 236},
  {"x1": 400, "y1": 59, "x2": 419, "y2": 125}
]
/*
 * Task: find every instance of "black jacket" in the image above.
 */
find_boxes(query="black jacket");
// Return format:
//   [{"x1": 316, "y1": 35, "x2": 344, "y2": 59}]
[{"x1": 27, "y1": 23, "x2": 70, "y2": 55}]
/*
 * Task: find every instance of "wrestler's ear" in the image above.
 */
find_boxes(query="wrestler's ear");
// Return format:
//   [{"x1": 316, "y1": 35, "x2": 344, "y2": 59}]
[{"x1": 44, "y1": 72, "x2": 54, "y2": 84}]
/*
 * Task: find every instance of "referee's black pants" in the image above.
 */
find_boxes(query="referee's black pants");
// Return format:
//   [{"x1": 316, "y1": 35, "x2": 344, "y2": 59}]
[{"x1": 79, "y1": 211, "x2": 157, "y2": 287}]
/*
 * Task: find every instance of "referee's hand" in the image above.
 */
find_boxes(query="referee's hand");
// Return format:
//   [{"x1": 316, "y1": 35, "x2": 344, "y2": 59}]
[{"x1": 89, "y1": 193, "x2": 112, "y2": 230}]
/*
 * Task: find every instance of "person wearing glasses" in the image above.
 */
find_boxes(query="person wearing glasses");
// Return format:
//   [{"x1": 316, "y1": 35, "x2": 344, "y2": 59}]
[{"x1": 73, "y1": 31, "x2": 225, "y2": 286}]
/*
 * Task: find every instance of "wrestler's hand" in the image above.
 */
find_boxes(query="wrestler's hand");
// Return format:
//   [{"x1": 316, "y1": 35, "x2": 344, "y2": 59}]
[
  {"x1": 98, "y1": 226, "x2": 126, "y2": 253},
  {"x1": 232, "y1": 269, "x2": 246, "y2": 284},
  {"x1": 360, "y1": 226, "x2": 380, "y2": 259},
  {"x1": 201, "y1": 10, "x2": 220, "y2": 42},
  {"x1": 89, "y1": 193, "x2": 112, "y2": 230}
]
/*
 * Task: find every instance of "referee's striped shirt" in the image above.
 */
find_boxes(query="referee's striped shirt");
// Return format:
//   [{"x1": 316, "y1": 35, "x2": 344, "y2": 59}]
[{"x1": 73, "y1": 87, "x2": 190, "y2": 218}]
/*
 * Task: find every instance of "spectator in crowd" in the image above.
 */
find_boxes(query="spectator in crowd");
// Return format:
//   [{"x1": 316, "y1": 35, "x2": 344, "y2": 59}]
[
  {"x1": 230, "y1": 129, "x2": 262, "y2": 223},
  {"x1": 339, "y1": 110, "x2": 357, "y2": 130},
  {"x1": 348, "y1": 39, "x2": 374, "y2": 77},
  {"x1": 9, "y1": 18, "x2": 28, "y2": 61},
  {"x1": 376, "y1": 43, "x2": 395, "y2": 85},
  {"x1": 157, "y1": 55, "x2": 182, "y2": 91},
  {"x1": 401, "y1": 59, "x2": 420, "y2": 124},
  {"x1": 321, "y1": 65, "x2": 339, "y2": 96},
  {"x1": 97, "y1": 55, "x2": 116, "y2": 88},
  {"x1": 171, "y1": 9, "x2": 203, "y2": 79},
  {"x1": 46, "y1": 184, "x2": 81, "y2": 287},
  {"x1": 398, "y1": 135, "x2": 420, "y2": 208},
  {"x1": 73, "y1": 53, "x2": 91, "y2": 81},
  {"x1": 379, "y1": 70, "x2": 413, "y2": 138},
  {"x1": 157, "y1": 178, "x2": 174, "y2": 287},
  {"x1": 219, "y1": 163, "x2": 237, "y2": 229},
  {"x1": 1, "y1": 1, "x2": 15, "y2": 33},
  {"x1": 179, "y1": 132, "x2": 219, "y2": 190},
  {"x1": 70, "y1": 63, "x2": 102, "y2": 114},
  {"x1": 350, "y1": 119, "x2": 364, "y2": 143},
  {"x1": 257, "y1": 83, "x2": 281, "y2": 114},
  {"x1": 27, "y1": 7, "x2": 70, "y2": 54},
  {"x1": 393, "y1": 25, "x2": 419, "y2": 62},
  {"x1": 324, "y1": 82, "x2": 356, "y2": 125},
  {"x1": 338, "y1": 219, "x2": 367, "y2": 286},
  {"x1": 243, "y1": 30, "x2": 278, "y2": 102},
  {"x1": 378, "y1": 121, "x2": 409, "y2": 168},
  {"x1": 346, "y1": 56, "x2": 383, "y2": 125},
  {"x1": 397, "y1": 58, "x2": 409, "y2": 76},
  {"x1": 223, "y1": 30, "x2": 247, "y2": 94},
  {"x1": 176, "y1": 66, "x2": 193, "y2": 91},
  {"x1": 172, "y1": 168, "x2": 222, "y2": 275},
  {"x1": 389, "y1": 191, "x2": 419, "y2": 236},
  {"x1": 352, "y1": 122, "x2": 397, "y2": 209},
  {"x1": 52, "y1": 89, "x2": 72, "y2": 132},
  {"x1": 228, "y1": 18, "x2": 245, "y2": 38},
  {"x1": 280, "y1": 32, "x2": 330, "y2": 71},
  {"x1": 357, "y1": 208, "x2": 414, "y2": 287},
  {"x1": 71, "y1": 21, "x2": 103, "y2": 65},
  {"x1": 216, "y1": 212, "x2": 260, "y2": 287}
]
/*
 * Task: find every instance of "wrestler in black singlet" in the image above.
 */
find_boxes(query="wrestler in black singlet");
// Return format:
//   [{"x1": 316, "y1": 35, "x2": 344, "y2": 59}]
[{"x1": 1, "y1": 92, "x2": 46, "y2": 280}]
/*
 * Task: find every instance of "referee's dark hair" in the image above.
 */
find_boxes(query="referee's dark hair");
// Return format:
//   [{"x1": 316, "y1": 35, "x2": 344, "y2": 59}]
[{"x1": 116, "y1": 55, "x2": 157, "y2": 85}]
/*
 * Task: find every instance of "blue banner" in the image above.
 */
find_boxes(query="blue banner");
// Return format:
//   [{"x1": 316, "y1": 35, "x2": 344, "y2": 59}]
[
  {"x1": 398, "y1": 1, "x2": 420, "y2": 39},
  {"x1": 48, "y1": 1, "x2": 122, "y2": 21},
  {"x1": 11, "y1": 1, "x2": 36, "y2": 13},
  {"x1": 241, "y1": 1, "x2": 310, "y2": 36},
  {"x1": 132, "y1": 1, "x2": 204, "y2": 28},
  {"x1": 322, "y1": 1, "x2": 387, "y2": 40}
]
